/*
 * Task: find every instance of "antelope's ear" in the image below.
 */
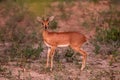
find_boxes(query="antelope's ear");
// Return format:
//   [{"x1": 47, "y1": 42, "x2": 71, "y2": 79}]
[
  {"x1": 37, "y1": 16, "x2": 43, "y2": 23},
  {"x1": 49, "y1": 16, "x2": 54, "y2": 22}
]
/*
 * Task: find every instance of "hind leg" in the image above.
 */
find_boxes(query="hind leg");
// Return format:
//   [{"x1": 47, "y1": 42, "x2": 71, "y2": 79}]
[{"x1": 71, "y1": 46, "x2": 87, "y2": 70}]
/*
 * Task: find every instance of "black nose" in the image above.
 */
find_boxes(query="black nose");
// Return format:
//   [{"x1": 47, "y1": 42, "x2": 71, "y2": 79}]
[{"x1": 45, "y1": 26, "x2": 48, "y2": 30}]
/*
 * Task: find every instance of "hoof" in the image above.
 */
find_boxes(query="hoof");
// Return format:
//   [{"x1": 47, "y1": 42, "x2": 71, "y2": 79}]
[
  {"x1": 50, "y1": 68, "x2": 53, "y2": 71},
  {"x1": 45, "y1": 65, "x2": 49, "y2": 68},
  {"x1": 81, "y1": 66, "x2": 85, "y2": 70}
]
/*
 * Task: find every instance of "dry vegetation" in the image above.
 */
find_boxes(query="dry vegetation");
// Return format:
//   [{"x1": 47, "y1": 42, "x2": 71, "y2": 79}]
[{"x1": 0, "y1": 0, "x2": 120, "y2": 80}]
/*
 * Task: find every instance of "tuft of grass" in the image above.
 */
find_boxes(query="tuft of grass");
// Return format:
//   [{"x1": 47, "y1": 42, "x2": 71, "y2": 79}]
[
  {"x1": 49, "y1": 20, "x2": 58, "y2": 30},
  {"x1": 89, "y1": 0, "x2": 99, "y2": 3},
  {"x1": 54, "y1": 73, "x2": 63, "y2": 80},
  {"x1": 82, "y1": 21, "x2": 90, "y2": 29},
  {"x1": 93, "y1": 27, "x2": 120, "y2": 56},
  {"x1": 23, "y1": 43, "x2": 43, "y2": 60},
  {"x1": 26, "y1": 72, "x2": 32, "y2": 80},
  {"x1": 61, "y1": 12, "x2": 71, "y2": 20},
  {"x1": 57, "y1": 2, "x2": 71, "y2": 20},
  {"x1": 54, "y1": 51, "x2": 61, "y2": 63},
  {"x1": 17, "y1": 70, "x2": 21, "y2": 79},
  {"x1": 0, "y1": 66, "x2": 6, "y2": 72},
  {"x1": 65, "y1": 48, "x2": 75, "y2": 62},
  {"x1": 95, "y1": 27, "x2": 120, "y2": 44},
  {"x1": 92, "y1": 6, "x2": 120, "y2": 56},
  {"x1": 93, "y1": 43, "x2": 100, "y2": 54}
]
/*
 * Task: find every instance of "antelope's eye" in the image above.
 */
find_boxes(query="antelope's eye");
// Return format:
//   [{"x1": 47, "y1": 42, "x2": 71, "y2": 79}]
[{"x1": 42, "y1": 23, "x2": 44, "y2": 25}]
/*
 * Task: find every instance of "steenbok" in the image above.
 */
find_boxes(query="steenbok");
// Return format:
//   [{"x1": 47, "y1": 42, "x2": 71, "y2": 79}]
[{"x1": 37, "y1": 16, "x2": 87, "y2": 71}]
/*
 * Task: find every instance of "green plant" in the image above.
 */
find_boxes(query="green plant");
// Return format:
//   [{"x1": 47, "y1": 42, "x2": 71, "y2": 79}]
[
  {"x1": 6, "y1": 70, "x2": 12, "y2": 79},
  {"x1": 82, "y1": 21, "x2": 90, "y2": 28},
  {"x1": 61, "y1": 12, "x2": 71, "y2": 20},
  {"x1": 54, "y1": 73, "x2": 63, "y2": 80},
  {"x1": 65, "y1": 48, "x2": 75, "y2": 62},
  {"x1": 95, "y1": 27, "x2": 120, "y2": 44},
  {"x1": 57, "y1": 2, "x2": 72, "y2": 20},
  {"x1": 23, "y1": 43, "x2": 43, "y2": 59},
  {"x1": 89, "y1": 0, "x2": 99, "y2": 3},
  {"x1": 94, "y1": 27, "x2": 120, "y2": 56},
  {"x1": 92, "y1": 7, "x2": 120, "y2": 58},
  {"x1": 93, "y1": 43, "x2": 100, "y2": 54},
  {"x1": 0, "y1": 66, "x2": 6, "y2": 72},
  {"x1": 65, "y1": 48, "x2": 74, "y2": 57},
  {"x1": 49, "y1": 20, "x2": 58, "y2": 30},
  {"x1": 100, "y1": 8, "x2": 120, "y2": 27},
  {"x1": 54, "y1": 52, "x2": 61, "y2": 63}
]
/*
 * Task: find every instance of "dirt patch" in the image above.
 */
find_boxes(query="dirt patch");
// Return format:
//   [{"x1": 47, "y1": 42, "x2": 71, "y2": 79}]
[{"x1": 0, "y1": 42, "x2": 120, "y2": 80}]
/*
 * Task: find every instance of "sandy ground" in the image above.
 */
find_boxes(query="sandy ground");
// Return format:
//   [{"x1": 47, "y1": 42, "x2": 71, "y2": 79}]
[{"x1": 0, "y1": 42, "x2": 120, "y2": 80}]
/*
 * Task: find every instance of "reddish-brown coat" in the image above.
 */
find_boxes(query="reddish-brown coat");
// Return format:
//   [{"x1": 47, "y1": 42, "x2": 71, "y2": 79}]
[{"x1": 43, "y1": 30, "x2": 86, "y2": 47}]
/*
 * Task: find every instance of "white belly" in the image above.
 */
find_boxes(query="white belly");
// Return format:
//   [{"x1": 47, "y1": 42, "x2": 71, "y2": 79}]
[
  {"x1": 57, "y1": 44, "x2": 69, "y2": 47},
  {"x1": 44, "y1": 41, "x2": 51, "y2": 47},
  {"x1": 44, "y1": 41, "x2": 69, "y2": 48}
]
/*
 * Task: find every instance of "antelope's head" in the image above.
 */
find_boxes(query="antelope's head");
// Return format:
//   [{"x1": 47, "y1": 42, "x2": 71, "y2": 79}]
[{"x1": 37, "y1": 16, "x2": 54, "y2": 30}]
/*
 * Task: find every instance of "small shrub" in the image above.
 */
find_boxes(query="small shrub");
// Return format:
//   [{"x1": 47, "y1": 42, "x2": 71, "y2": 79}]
[
  {"x1": 58, "y1": 2, "x2": 64, "y2": 12},
  {"x1": 23, "y1": 43, "x2": 43, "y2": 59},
  {"x1": 57, "y1": 2, "x2": 72, "y2": 20},
  {"x1": 61, "y1": 12, "x2": 71, "y2": 20},
  {"x1": 82, "y1": 21, "x2": 90, "y2": 28},
  {"x1": 54, "y1": 51, "x2": 61, "y2": 63},
  {"x1": 95, "y1": 27, "x2": 120, "y2": 44},
  {"x1": 65, "y1": 48, "x2": 74, "y2": 62},
  {"x1": 49, "y1": 20, "x2": 58, "y2": 30},
  {"x1": 93, "y1": 7, "x2": 120, "y2": 56},
  {"x1": 54, "y1": 73, "x2": 63, "y2": 80},
  {"x1": 94, "y1": 26, "x2": 120, "y2": 56},
  {"x1": 100, "y1": 8, "x2": 120, "y2": 27},
  {"x1": 89, "y1": 0, "x2": 99, "y2": 3},
  {"x1": 93, "y1": 42, "x2": 100, "y2": 54},
  {"x1": 0, "y1": 66, "x2": 6, "y2": 72}
]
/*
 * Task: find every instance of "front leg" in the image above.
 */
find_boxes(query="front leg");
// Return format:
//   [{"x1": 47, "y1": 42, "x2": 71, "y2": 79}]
[
  {"x1": 46, "y1": 48, "x2": 51, "y2": 68},
  {"x1": 50, "y1": 47, "x2": 56, "y2": 71}
]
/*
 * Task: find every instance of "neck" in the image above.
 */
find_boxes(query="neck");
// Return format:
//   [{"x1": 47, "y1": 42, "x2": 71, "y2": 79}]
[
  {"x1": 43, "y1": 29, "x2": 48, "y2": 33},
  {"x1": 42, "y1": 29, "x2": 49, "y2": 39}
]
